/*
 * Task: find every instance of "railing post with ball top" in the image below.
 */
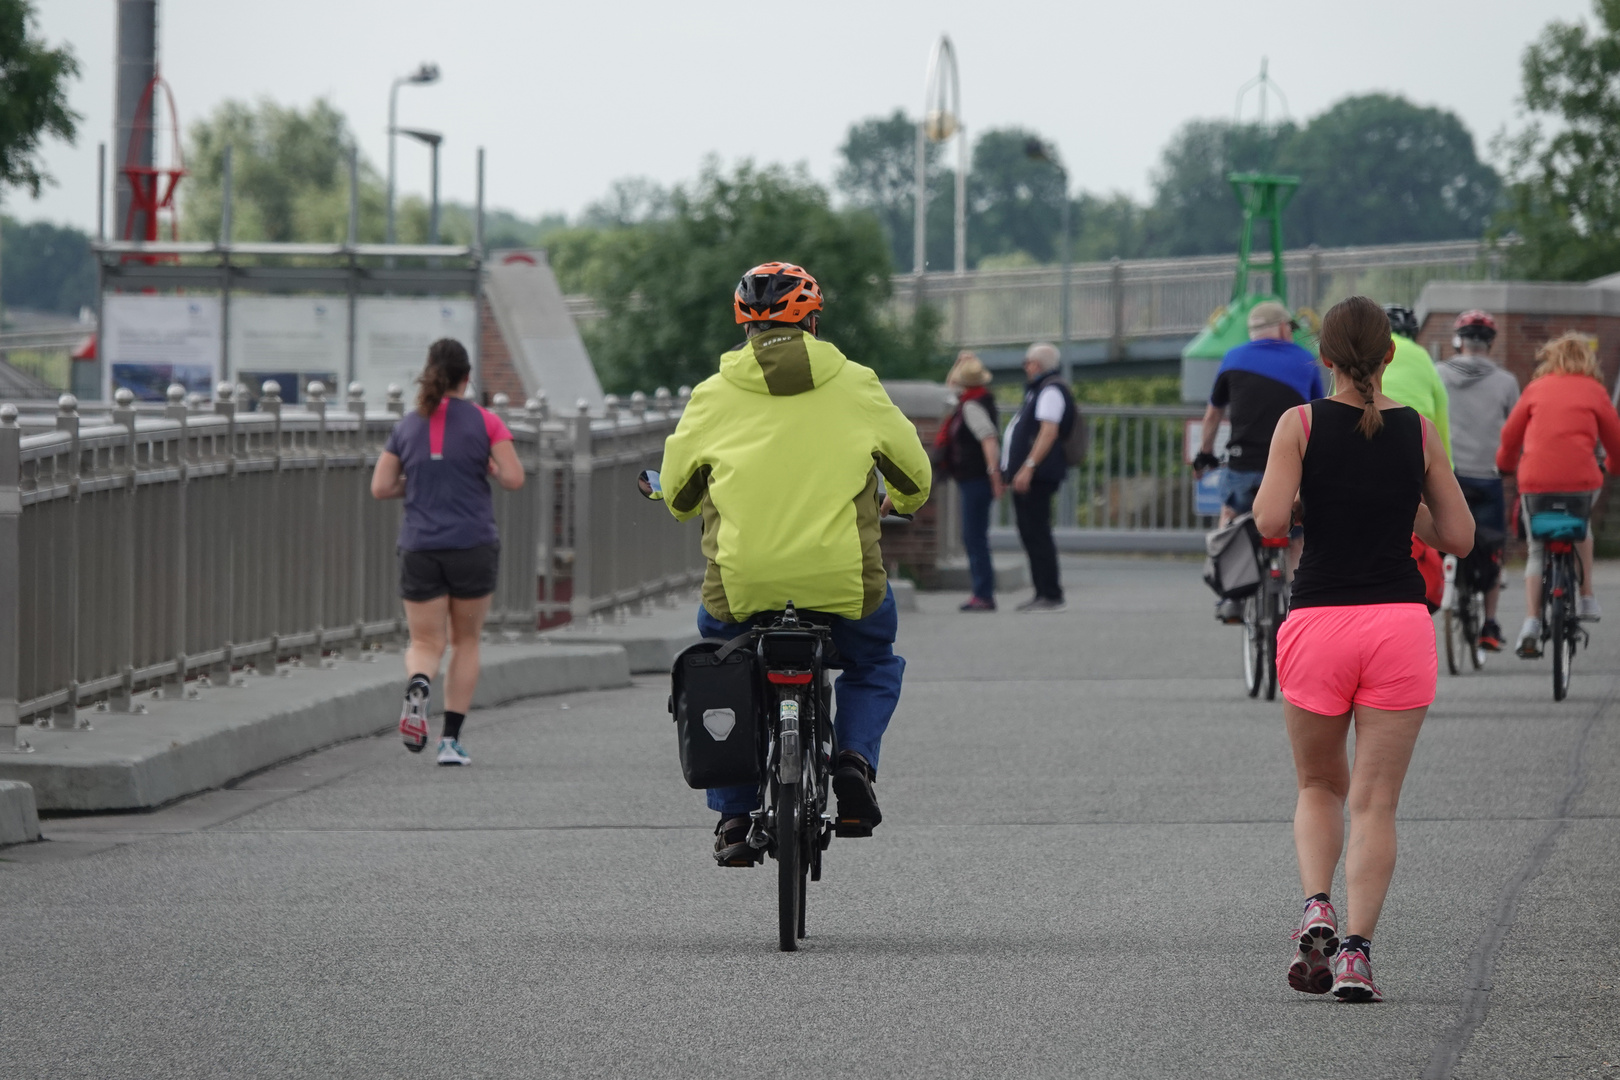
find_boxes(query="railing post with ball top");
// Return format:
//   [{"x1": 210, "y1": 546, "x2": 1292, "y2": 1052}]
[
  {"x1": 211, "y1": 382, "x2": 239, "y2": 683},
  {"x1": 109, "y1": 389, "x2": 142, "y2": 710},
  {"x1": 162, "y1": 384, "x2": 190, "y2": 699},
  {"x1": 51, "y1": 394, "x2": 85, "y2": 725},
  {"x1": 346, "y1": 382, "x2": 367, "y2": 659},
  {"x1": 307, "y1": 380, "x2": 329, "y2": 663},
  {"x1": 386, "y1": 384, "x2": 405, "y2": 417},
  {"x1": 571, "y1": 398, "x2": 594, "y2": 621},
  {"x1": 259, "y1": 380, "x2": 283, "y2": 674},
  {"x1": 0, "y1": 406, "x2": 30, "y2": 751}
]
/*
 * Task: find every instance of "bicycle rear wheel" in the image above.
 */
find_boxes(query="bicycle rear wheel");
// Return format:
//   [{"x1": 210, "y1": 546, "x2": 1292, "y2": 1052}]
[
  {"x1": 1466, "y1": 594, "x2": 1486, "y2": 671},
  {"x1": 1263, "y1": 581, "x2": 1280, "y2": 701},
  {"x1": 1551, "y1": 594, "x2": 1573, "y2": 702},
  {"x1": 1242, "y1": 594, "x2": 1263, "y2": 698},
  {"x1": 776, "y1": 775, "x2": 802, "y2": 952},
  {"x1": 1442, "y1": 610, "x2": 1461, "y2": 676}
]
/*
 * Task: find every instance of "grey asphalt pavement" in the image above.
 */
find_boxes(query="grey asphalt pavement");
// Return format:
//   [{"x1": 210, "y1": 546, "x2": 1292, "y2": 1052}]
[{"x1": 3, "y1": 556, "x2": 1617, "y2": 1079}]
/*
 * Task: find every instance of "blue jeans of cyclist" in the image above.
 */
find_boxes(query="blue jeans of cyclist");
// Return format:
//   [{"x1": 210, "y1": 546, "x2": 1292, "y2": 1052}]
[
  {"x1": 958, "y1": 476, "x2": 995, "y2": 601},
  {"x1": 1220, "y1": 467, "x2": 1265, "y2": 514},
  {"x1": 699, "y1": 584, "x2": 905, "y2": 817}
]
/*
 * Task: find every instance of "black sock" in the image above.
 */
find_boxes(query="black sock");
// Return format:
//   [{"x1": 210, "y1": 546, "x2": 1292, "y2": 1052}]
[
  {"x1": 1305, "y1": 892, "x2": 1331, "y2": 908},
  {"x1": 442, "y1": 711, "x2": 465, "y2": 740},
  {"x1": 1342, "y1": 934, "x2": 1371, "y2": 959},
  {"x1": 406, "y1": 673, "x2": 431, "y2": 701}
]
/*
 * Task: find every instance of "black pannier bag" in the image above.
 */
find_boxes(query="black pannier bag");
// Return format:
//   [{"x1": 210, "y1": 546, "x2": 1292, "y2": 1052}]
[
  {"x1": 669, "y1": 639, "x2": 763, "y2": 790},
  {"x1": 1203, "y1": 512, "x2": 1263, "y2": 599}
]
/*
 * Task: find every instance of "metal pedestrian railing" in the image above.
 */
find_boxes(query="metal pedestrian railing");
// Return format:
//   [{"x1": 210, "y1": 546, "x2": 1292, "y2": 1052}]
[
  {"x1": 959, "y1": 403, "x2": 1214, "y2": 556},
  {"x1": 0, "y1": 382, "x2": 704, "y2": 750}
]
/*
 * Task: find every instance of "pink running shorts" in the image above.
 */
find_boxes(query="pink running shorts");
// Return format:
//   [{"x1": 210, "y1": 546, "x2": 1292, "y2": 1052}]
[{"x1": 1276, "y1": 603, "x2": 1437, "y2": 715}]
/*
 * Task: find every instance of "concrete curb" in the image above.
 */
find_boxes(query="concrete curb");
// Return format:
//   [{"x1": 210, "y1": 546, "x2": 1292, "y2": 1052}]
[
  {"x1": 543, "y1": 612, "x2": 701, "y2": 674},
  {"x1": 0, "y1": 642, "x2": 629, "y2": 813},
  {"x1": 0, "y1": 780, "x2": 41, "y2": 847}
]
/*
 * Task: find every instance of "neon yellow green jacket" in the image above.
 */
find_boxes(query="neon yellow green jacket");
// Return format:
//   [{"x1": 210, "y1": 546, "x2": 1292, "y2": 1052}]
[
  {"x1": 658, "y1": 328, "x2": 931, "y2": 621},
  {"x1": 1382, "y1": 334, "x2": 1452, "y2": 463}
]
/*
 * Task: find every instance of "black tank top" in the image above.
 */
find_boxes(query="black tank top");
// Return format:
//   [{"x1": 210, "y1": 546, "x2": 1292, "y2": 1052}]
[{"x1": 1289, "y1": 400, "x2": 1428, "y2": 609}]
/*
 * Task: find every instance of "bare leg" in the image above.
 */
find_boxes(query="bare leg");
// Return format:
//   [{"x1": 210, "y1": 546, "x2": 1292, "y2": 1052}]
[
  {"x1": 1284, "y1": 702, "x2": 1352, "y2": 898},
  {"x1": 1578, "y1": 535, "x2": 1595, "y2": 597},
  {"x1": 1342, "y1": 704, "x2": 1427, "y2": 939},
  {"x1": 445, "y1": 593, "x2": 493, "y2": 714},
  {"x1": 403, "y1": 597, "x2": 449, "y2": 682},
  {"x1": 1485, "y1": 580, "x2": 1500, "y2": 621},
  {"x1": 1525, "y1": 571, "x2": 1541, "y2": 620}
]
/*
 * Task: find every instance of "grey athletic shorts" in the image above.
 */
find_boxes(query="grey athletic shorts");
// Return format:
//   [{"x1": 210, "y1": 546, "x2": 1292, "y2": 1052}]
[{"x1": 398, "y1": 544, "x2": 500, "y2": 602}]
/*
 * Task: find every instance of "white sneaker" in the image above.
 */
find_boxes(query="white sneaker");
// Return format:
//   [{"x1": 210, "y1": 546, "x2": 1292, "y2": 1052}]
[
  {"x1": 1579, "y1": 595, "x2": 1602, "y2": 621},
  {"x1": 436, "y1": 738, "x2": 471, "y2": 766},
  {"x1": 1516, "y1": 617, "x2": 1543, "y2": 659}
]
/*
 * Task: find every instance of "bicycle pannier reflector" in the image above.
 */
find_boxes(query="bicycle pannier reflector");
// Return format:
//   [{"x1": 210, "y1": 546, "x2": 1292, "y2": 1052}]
[
  {"x1": 671, "y1": 640, "x2": 762, "y2": 789},
  {"x1": 1203, "y1": 512, "x2": 1262, "y2": 599}
]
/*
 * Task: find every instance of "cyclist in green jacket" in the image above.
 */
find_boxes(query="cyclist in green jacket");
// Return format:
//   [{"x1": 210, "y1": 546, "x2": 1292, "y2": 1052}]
[
  {"x1": 658, "y1": 262, "x2": 932, "y2": 865},
  {"x1": 1380, "y1": 306, "x2": 1452, "y2": 462}
]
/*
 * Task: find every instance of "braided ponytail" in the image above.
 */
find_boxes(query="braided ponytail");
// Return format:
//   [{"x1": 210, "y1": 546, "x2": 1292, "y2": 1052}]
[
  {"x1": 1319, "y1": 296, "x2": 1392, "y2": 439},
  {"x1": 417, "y1": 338, "x2": 471, "y2": 416}
]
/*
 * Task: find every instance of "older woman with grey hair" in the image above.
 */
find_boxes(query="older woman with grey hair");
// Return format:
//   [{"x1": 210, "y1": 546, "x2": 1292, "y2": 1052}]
[{"x1": 1000, "y1": 342, "x2": 1075, "y2": 611}]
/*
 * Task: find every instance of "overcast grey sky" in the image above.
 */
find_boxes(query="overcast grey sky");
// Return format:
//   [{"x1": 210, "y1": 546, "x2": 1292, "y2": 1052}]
[{"x1": 24, "y1": 0, "x2": 1591, "y2": 233}]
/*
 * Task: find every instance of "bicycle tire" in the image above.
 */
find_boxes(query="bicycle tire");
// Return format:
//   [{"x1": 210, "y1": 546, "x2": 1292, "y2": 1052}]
[
  {"x1": 1263, "y1": 577, "x2": 1280, "y2": 701},
  {"x1": 1242, "y1": 594, "x2": 1263, "y2": 698},
  {"x1": 776, "y1": 771, "x2": 802, "y2": 952},
  {"x1": 1466, "y1": 594, "x2": 1486, "y2": 671},
  {"x1": 1442, "y1": 610, "x2": 1461, "y2": 676},
  {"x1": 1551, "y1": 591, "x2": 1573, "y2": 702}
]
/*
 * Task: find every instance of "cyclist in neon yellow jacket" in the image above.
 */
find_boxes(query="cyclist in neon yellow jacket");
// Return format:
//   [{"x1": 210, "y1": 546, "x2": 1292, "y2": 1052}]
[
  {"x1": 657, "y1": 262, "x2": 931, "y2": 866},
  {"x1": 1380, "y1": 305, "x2": 1452, "y2": 462}
]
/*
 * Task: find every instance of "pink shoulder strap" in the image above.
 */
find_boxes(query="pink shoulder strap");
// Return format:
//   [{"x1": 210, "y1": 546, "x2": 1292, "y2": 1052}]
[{"x1": 1296, "y1": 404, "x2": 1311, "y2": 441}]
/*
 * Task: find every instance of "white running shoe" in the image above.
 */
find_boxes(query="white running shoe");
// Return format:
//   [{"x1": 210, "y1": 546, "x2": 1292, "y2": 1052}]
[
  {"x1": 1579, "y1": 595, "x2": 1602, "y2": 621},
  {"x1": 399, "y1": 683, "x2": 430, "y2": 753},
  {"x1": 437, "y1": 737, "x2": 471, "y2": 766},
  {"x1": 1516, "y1": 617, "x2": 1543, "y2": 659},
  {"x1": 1288, "y1": 897, "x2": 1339, "y2": 995},
  {"x1": 1330, "y1": 946, "x2": 1382, "y2": 1003}
]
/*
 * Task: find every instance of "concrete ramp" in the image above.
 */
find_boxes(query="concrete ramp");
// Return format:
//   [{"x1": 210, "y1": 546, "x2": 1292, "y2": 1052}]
[{"x1": 485, "y1": 251, "x2": 604, "y2": 413}]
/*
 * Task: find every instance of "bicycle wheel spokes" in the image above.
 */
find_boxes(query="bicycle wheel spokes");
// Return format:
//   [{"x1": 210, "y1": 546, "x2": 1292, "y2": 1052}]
[{"x1": 1242, "y1": 594, "x2": 1262, "y2": 698}]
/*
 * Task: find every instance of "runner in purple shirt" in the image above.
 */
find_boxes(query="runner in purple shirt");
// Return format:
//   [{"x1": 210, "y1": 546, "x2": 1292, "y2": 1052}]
[{"x1": 370, "y1": 339, "x2": 524, "y2": 765}]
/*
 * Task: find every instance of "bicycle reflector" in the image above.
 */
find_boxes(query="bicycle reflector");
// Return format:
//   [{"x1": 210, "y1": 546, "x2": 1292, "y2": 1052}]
[{"x1": 766, "y1": 671, "x2": 815, "y2": 685}]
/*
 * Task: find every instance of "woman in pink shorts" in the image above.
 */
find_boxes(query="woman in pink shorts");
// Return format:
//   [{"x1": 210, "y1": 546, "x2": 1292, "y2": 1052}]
[{"x1": 1253, "y1": 296, "x2": 1473, "y2": 1002}]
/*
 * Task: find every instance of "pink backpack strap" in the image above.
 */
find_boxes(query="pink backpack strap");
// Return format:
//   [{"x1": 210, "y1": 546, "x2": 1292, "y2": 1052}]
[{"x1": 1296, "y1": 404, "x2": 1311, "y2": 441}]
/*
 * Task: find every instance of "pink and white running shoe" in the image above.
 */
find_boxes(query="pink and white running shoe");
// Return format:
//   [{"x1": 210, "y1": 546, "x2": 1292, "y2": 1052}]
[
  {"x1": 1331, "y1": 946, "x2": 1382, "y2": 1003},
  {"x1": 1288, "y1": 897, "x2": 1339, "y2": 994},
  {"x1": 399, "y1": 684, "x2": 430, "y2": 753}
]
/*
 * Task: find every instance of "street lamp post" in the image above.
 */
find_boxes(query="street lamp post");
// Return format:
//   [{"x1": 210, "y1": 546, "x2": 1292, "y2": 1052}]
[
  {"x1": 396, "y1": 128, "x2": 443, "y2": 243},
  {"x1": 917, "y1": 36, "x2": 966, "y2": 336},
  {"x1": 1026, "y1": 139, "x2": 1072, "y2": 350},
  {"x1": 386, "y1": 62, "x2": 440, "y2": 245}
]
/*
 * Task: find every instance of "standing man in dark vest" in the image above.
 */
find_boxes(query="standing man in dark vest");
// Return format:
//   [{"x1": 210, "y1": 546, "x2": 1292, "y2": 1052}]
[{"x1": 1001, "y1": 342, "x2": 1075, "y2": 612}]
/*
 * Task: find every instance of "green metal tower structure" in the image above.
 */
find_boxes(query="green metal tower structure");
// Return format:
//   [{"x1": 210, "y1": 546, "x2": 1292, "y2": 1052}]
[{"x1": 1179, "y1": 172, "x2": 1312, "y2": 402}]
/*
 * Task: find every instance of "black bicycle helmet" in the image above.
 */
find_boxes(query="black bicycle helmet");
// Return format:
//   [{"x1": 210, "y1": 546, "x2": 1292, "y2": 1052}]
[{"x1": 1383, "y1": 304, "x2": 1419, "y2": 340}]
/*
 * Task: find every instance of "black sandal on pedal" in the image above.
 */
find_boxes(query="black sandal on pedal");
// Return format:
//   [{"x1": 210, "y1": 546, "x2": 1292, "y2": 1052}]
[
  {"x1": 832, "y1": 751, "x2": 882, "y2": 837},
  {"x1": 713, "y1": 815, "x2": 761, "y2": 867}
]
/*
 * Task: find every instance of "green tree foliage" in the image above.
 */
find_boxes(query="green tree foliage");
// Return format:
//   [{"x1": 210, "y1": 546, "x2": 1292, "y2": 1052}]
[
  {"x1": 835, "y1": 109, "x2": 955, "y2": 272},
  {"x1": 1282, "y1": 94, "x2": 1498, "y2": 247},
  {"x1": 561, "y1": 161, "x2": 941, "y2": 393},
  {"x1": 1141, "y1": 120, "x2": 1295, "y2": 256},
  {"x1": 967, "y1": 128, "x2": 1068, "y2": 265},
  {"x1": 1140, "y1": 99, "x2": 1497, "y2": 258},
  {"x1": 0, "y1": 0, "x2": 78, "y2": 197},
  {"x1": 0, "y1": 216, "x2": 92, "y2": 313},
  {"x1": 1495, "y1": 0, "x2": 1620, "y2": 280},
  {"x1": 182, "y1": 98, "x2": 396, "y2": 242}
]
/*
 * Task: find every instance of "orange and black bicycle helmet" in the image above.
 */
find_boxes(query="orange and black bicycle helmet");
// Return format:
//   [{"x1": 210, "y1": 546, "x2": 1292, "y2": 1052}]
[{"x1": 734, "y1": 262, "x2": 823, "y2": 326}]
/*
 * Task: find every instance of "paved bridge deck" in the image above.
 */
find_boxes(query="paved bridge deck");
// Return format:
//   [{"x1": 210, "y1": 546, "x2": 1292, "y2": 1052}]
[{"x1": 3, "y1": 556, "x2": 1616, "y2": 1078}]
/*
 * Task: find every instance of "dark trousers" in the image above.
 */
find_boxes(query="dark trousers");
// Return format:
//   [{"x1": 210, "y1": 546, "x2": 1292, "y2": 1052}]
[
  {"x1": 957, "y1": 476, "x2": 995, "y2": 600},
  {"x1": 1013, "y1": 481, "x2": 1062, "y2": 601}
]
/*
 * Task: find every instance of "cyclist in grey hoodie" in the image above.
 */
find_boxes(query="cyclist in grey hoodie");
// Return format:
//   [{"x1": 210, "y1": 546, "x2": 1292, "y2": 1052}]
[{"x1": 1438, "y1": 310, "x2": 1520, "y2": 650}]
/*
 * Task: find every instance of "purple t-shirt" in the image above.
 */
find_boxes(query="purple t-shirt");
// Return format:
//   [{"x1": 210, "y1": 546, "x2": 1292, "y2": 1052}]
[{"x1": 384, "y1": 396, "x2": 513, "y2": 551}]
